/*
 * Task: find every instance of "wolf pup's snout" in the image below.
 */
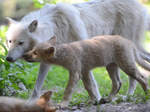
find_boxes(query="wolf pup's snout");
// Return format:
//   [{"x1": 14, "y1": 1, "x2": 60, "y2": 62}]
[
  {"x1": 23, "y1": 53, "x2": 30, "y2": 59},
  {"x1": 23, "y1": 53, "x2": 33, "y2": 62},
  {"x1": 23, "y1": 52, "x2": 39, "y2": 62}
]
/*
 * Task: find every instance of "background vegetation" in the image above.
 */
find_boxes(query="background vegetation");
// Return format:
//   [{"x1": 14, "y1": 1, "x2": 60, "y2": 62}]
[{"x1": 0, "y1": 0, "x2": 150, "y2": 105}]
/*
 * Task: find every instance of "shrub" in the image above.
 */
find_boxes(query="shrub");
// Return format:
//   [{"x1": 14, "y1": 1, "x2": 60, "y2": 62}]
[{"x1": 0, "y1": 26, "x2": 38, "y2": 97}]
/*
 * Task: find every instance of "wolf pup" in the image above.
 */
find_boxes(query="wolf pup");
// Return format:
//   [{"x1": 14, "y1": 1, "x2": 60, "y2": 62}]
[
  {"x1": 24, "y1": 35, "x2": 150, "y2": 106},
  {"x1": 0, "y1": 91, "x2": 56, "y2": 112}
]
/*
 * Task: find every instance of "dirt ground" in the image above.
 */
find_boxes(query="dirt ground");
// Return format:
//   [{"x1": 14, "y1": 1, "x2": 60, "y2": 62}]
[{"x1": 57, "y1": 102, "x2": 150, "y2": 112}]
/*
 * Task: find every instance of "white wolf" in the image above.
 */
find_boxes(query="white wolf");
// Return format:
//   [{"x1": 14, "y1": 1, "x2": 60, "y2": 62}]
[{"x1": 6, "y1": 0, "x2": 150, "y2": 106}]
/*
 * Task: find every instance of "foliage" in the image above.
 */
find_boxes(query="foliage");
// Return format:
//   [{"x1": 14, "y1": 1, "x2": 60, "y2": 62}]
[
  {"x1": 0, "y1": 26, "x2": 38, "y2": 97},
  {"x1": 33, "y1": 0, "x2": 89, "y2": 8}
]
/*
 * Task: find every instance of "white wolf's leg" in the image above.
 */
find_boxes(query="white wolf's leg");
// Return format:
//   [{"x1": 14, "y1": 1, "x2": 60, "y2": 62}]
[
  {"x1": 82, "y1": 71, "x2": 101, "y2": 103},
  {"x1": 61, "y1": 71, "x2": 80, "y2": 107},
  {"x1": 31, "y1": 63, "x2": 50, "y2": 99},
  {"x1": 128, "y1": 77, "x2": 137, "y2": 95}
]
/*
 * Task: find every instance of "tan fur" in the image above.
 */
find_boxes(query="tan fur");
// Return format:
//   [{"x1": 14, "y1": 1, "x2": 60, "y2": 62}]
[
  {"x1": 25, "y1": 35, "x2": 150, "y2": 105},
  {"x1": 0, "y1": 91, "x2": 56, "y2": 112}
]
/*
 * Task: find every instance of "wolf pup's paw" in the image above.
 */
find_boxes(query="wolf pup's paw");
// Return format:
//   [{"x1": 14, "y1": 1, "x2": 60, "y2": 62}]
[{"x1": 99, "y1": 97, "x2": 111, "y2": 104}]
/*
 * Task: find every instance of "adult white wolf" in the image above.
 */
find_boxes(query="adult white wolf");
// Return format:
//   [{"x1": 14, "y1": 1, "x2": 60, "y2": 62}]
[{"x1": 6, "y1": 0, "x2": 150, "y2": 106}]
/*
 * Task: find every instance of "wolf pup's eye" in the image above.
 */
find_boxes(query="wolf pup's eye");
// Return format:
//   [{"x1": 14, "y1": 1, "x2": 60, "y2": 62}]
[{"x1": 18, "y1": 41, "x2": 24, "y2": 45}]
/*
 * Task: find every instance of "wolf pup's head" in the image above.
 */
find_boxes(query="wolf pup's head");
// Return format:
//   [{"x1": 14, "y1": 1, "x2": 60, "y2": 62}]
[
  {"x1": 5, "y1": 18, "x2": 39, "y2": 62},
  {"x1": 23, "y1": 36, "x2": 57, "y2": 63}
]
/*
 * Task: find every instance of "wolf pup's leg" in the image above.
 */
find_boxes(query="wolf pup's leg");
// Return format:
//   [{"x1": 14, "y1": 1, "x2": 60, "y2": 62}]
[
  {"x1": 82, "y1": 71, "x2": 101, "y2": 104},
  {"x1": 119, "y1": 58, "x2": 149, "y2": 93},
  {"x1": 123, "y1": 67, "x2": 149, "y2": 93},
  {"x1": 99, "y1": 63, "x2": 122, "y2": 104},
  {"x1": 107, "y1": 64, "x2": 121, "y2": 100},
  {"x1": 31, "y1": 63, "x2": 50, "y2": 99},
  {"x1": 61, "y1": 71, "x2": 80, "y2": 107}
]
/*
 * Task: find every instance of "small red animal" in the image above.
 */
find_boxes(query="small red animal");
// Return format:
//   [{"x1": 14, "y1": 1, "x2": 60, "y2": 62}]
[{"x1": 0, "y1": 91, "x2": 56, "y2": 112}]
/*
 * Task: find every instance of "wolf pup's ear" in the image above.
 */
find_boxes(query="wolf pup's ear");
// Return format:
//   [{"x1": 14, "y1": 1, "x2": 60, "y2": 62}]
[
  {"x1": 28, "y1": 20, "x2": 38, "y2": 32},
  {"x1": 36, "y1": 91, "x2": 52, "y2": 107},
  {"x1": 48, "y1": 36, "x2": 57, "y2": 45},
  {"x1": 45, "y1": 46, "x2": 55, "y2": 56},
  {"x1": 6, "y1": 17, "x2": 17, "y2": 25}
]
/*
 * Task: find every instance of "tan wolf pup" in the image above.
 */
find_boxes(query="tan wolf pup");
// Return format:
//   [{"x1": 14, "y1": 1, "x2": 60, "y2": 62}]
[
  {"x1": 24, "y1": 35, "x2": 150, "y2": 106},
  {"x1": 0, "y1": 91, "x2": 56, "y2": 112}
]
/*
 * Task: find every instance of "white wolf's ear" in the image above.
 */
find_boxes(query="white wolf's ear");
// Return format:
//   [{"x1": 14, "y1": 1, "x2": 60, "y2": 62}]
[
  {"x1": 36, "y1": 91, "x2": 52, "y2": 107},
  {"x1": 48, "y1": 36, "x2": 57, "y2": 45},
  {"x1": 6, "y1": 17, "x2": 17, "y2": 25},
  {"x1": 28, "y1": 20, "x2": 38, "y2": 32}
]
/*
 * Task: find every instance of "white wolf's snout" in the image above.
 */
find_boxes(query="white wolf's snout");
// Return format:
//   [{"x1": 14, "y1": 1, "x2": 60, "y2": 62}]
[
  {"x1": 6, "y1": 56, "x2": 14, "y2": 62},
  {"x1": 6, "y1": 48, "x2": 24, "y2": 62}
]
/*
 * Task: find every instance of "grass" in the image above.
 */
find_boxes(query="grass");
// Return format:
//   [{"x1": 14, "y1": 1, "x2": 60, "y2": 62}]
[
  {"x1": 1, "y1": 30, "x2": 150, "y2": 106},
  {"x1": 42, "y1": 66, "x2": 146, "y2": 105}
]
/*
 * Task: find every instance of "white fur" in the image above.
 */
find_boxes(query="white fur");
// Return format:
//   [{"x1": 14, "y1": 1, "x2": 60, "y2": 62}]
[
  {"x1": 147, "y1": 14, "x2": 150, "y2": 30},
  {"x1": 18, "y1": 0, "x2": 150, "y2": 43}
]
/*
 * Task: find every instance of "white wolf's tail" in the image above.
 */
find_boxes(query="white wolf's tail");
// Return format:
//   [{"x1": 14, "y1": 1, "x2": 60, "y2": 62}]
[
  {"x1": 147, "y1": 14, "x2": 150, "y2": 31},
  {"x1": 139, "y1": 12, "x2": 150, "y2": 62}
]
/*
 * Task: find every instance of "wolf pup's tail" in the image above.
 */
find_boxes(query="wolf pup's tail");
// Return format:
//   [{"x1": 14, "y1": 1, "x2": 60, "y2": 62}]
[{"x1": 134, "y1": 48, "x2": 150, "y2": 71}]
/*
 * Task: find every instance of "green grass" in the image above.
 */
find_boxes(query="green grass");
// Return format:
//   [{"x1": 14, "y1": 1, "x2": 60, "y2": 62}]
[
  {"x1": 42, "y1": 66, "x2": 147, "y2": 105},
  {"x1": 1, "y1": 28, "x2": 150, "y2": 105}
]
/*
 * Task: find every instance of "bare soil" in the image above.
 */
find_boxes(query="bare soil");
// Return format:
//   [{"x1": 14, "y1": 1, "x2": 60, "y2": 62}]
[{"x1": 57, "y1": 102, "x2": 150, "y2": 112}]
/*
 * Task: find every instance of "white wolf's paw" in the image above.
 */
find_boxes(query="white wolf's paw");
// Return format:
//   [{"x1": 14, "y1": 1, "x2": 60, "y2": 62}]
[{"x1": 59, "y1": 101, "x2": 69, "y2": 109}]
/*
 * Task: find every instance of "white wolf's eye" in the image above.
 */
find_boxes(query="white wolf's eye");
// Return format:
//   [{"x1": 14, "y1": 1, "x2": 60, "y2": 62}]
[
  {"x1": 9, "y1": 40, "x2": 12, "y2": 43},
  {"x1": 18, "y1": 41, "x2": 24, "y2": 45}
]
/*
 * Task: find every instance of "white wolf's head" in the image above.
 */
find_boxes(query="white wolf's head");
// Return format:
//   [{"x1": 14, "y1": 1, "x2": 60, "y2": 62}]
[{"x1": 6, "y1": 18, "x2": 39, "y2": 62}]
